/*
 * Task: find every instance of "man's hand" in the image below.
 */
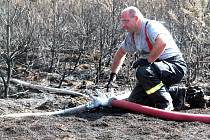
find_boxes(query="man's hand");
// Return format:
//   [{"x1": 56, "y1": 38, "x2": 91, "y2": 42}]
[
  {"x1": 106, "y1": 73, "x2": 117, "y2": 92},
  {"x1": 132, "y1": 59, "x2": 150, "y2": 69}
]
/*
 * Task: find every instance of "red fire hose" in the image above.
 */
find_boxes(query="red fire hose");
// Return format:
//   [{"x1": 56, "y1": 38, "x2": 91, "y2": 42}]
[{"x1": 111, "y1": 99, "x2": 210, "y2": 123}]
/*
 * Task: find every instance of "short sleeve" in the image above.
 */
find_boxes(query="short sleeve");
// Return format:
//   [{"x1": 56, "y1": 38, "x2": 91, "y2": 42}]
[{"x1": 146, "y1": 21, "x2": 169, "y2": 44}]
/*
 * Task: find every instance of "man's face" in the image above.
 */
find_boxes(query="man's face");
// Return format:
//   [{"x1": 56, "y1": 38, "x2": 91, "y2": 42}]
[{"x1": 120, "y1": 12, "x2": 136, "y2": 32}]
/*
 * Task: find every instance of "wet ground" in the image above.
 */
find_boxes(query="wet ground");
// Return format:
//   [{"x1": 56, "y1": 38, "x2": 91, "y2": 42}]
[{"x1": 0, "y1": 90, "x2": 210, "y2": 140}]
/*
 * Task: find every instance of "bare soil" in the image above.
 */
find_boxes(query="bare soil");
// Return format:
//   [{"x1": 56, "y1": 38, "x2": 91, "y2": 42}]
[{"x1": 0, "y1": 86, "x2": 210, "y2": 140}]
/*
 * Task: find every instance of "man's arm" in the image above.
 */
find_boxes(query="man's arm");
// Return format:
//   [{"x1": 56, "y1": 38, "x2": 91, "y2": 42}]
[
  {"x1": 147, "y1": 34, "x2": 167, "y2": 63},
  {"x1": 111, "y1": 47, "x2": 127, "y2": 74}
]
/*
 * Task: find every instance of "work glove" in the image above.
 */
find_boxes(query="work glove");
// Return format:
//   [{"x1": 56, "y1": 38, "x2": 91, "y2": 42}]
[
  {"x1": 106, "y1": 72, "x2": 117, "y2": 92},
  {"x1": 132, "y1": 58, "x2": 150, "y2": 69}
]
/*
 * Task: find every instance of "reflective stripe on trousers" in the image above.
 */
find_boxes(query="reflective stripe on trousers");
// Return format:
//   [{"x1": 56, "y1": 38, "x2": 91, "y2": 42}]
[{"x1": 146, "y1": 81, "x2": 164, "y2": 95}]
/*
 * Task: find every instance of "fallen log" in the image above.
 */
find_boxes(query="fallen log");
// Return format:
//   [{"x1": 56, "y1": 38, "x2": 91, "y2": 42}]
[{"x1": 10, "y1": 78, "x2": 89, "y2": 98}]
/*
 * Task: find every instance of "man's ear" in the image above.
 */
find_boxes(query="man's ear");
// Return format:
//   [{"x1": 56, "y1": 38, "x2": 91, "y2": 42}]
[{"x1": 134, "y1": 16, "x2": 138, "y2": 21}]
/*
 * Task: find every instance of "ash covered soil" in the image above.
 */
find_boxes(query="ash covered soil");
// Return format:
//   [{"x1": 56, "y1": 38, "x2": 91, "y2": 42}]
[{"x1": 0, "y1": 88, "x2": 210, "y2": 140}]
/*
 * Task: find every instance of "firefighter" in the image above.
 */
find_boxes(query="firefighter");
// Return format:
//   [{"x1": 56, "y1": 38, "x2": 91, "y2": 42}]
[{"x1": 106, "y1": 6, "x2": 187, "y2": 111}]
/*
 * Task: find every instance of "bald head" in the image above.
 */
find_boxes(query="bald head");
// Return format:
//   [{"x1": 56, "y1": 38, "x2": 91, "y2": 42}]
[{"x1": 121, "y1": 6, "x2": 144, "y2": 20}]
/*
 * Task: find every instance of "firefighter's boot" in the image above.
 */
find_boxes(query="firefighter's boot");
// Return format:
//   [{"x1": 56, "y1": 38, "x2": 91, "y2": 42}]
[{"x1": 169, "y1": 86, "x2": 186, "y2": 111}]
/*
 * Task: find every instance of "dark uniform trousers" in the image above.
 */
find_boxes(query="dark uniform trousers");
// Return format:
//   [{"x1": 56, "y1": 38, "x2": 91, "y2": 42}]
[{"x1": 128, "y1": 55, "x2": 187, "y2": 109}]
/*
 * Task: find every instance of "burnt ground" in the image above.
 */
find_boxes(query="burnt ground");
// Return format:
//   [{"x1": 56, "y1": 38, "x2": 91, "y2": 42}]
[
  {"x1": 0, "y1": 62, "x2": 209, "y2": 140},
  {"x1": 0, "y1": 85, "x2": 210, "y2": 140}
]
